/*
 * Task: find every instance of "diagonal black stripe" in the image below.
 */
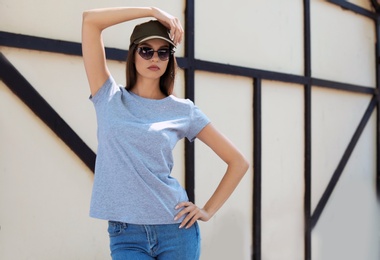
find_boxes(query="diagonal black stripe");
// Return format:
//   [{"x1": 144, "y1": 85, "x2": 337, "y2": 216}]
[
  {"x1": 328, "y1": 0, "x2": 377, "y2": 19},
  {"x1": 0, "y1": 52, "x2": 96, "y2": 172},
  {"x1": 311, "y1": 96, "x2": 377, "y2": 229}
]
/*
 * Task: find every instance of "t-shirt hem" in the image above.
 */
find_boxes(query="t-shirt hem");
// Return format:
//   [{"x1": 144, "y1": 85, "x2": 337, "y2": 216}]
[{"x1": 90, "y1": 213, "x2": 184, "y2": 225}]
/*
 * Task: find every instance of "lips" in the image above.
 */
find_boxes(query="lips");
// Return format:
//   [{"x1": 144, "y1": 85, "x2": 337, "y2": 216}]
[{"x1": 148, "y1": 65, "x2": 160, "y2": 71}]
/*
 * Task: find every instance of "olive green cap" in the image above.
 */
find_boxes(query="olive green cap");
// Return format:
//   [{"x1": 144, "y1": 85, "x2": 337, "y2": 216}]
[{"x1": 130, "y1": 20, "x2": 175, "y2": 47}]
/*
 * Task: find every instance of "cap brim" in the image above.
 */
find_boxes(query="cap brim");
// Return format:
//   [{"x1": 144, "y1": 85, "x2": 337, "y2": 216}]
[{"x1": 135, "y1": 36, "x2": 175, "y2": 47}]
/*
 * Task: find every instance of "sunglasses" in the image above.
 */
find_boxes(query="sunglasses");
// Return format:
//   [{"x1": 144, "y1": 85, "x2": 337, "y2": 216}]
[{"x1": 137, "y1": 47, "x2": 174, "y2": 61}]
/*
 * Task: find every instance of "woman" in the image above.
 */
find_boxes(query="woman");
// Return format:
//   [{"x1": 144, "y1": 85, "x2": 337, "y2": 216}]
[{"x1": 82, "y1": 6, "x2": 249, "y2": 260}]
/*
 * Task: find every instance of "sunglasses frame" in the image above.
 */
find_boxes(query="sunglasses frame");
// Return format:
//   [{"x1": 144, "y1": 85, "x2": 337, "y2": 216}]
[{"x1": 136, "y1": 47, "x2": 174, "y2": 61}]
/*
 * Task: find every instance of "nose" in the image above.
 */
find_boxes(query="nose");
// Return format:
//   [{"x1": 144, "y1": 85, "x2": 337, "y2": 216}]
[{"x1": 151, "y1": 51, "x2": 159, "y2": 61}]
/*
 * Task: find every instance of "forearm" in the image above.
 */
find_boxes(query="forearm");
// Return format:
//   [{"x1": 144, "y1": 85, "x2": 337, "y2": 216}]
[
  {"x1": 202, "y1": 158, "x2": 249, "y2": 218},
  {"x1": 175, "y1": 124, "x2": 249, "y2": 228},
  {"x1": 82, "y1": 7, "x2": 154, "y2": 31},
  {"x1": 174, "y1": 148, "x2": 249, "y2": 228}
]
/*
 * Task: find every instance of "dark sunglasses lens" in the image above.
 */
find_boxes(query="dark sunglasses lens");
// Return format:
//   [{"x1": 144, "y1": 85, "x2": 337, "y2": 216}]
[
  {"x1": 138, "y1": 47, "x2": 154, "y2": 60},
  {"x1": 158, "y1": 49, "x2": 170, "y2": 60},
  {"x1": 137, "y1": 47, "x2": 173, "y2": 61}
]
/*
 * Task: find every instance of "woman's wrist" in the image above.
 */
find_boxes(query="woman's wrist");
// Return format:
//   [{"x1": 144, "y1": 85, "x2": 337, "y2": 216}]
[{"x1": 150, "y1": 7, "x2": 161, "y2": 19}]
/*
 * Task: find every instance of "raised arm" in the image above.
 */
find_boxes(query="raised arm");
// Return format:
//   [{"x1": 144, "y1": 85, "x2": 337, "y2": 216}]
[
  {"x1": 175, "y1": 124, "x2": 250, "y2": 228},
  {"x1": 81, "y1": 7, "x2": 183, "y2": 96}
]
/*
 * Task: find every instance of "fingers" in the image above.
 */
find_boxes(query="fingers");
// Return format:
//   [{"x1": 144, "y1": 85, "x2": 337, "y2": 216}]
[
  {"x1": 151, "y1": 7, "x2": 183, "y2": 45},
  {"x1": 174, "y1": 202, "x2": 203, "y2": 229},
  {"x1": 169, "y1": 18, "x2": 183, "y2": 45}
]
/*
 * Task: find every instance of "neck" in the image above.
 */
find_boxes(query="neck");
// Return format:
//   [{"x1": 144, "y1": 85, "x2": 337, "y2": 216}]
[{"x1": 132, "y1": 78, "x2": 165, "y2": 99}]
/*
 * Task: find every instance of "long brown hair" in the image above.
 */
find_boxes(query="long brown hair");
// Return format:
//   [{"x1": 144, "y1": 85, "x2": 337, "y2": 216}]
[{"x1": 125, "y1": 43, "x2": 177, "y2": 96}]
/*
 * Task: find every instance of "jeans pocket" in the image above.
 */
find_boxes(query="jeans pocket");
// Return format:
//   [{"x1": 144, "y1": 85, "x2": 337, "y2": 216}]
[{"x1": 107, "y1": 221, "x2": 128, "y2": 237}]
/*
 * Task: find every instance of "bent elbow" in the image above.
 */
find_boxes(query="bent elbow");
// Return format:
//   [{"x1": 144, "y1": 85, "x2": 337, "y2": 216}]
[
  {"x1": 241, "y1": 157, "x2": 250, "y2": 173},
  {"x1": 82, "y1": 10, "x2": 91, "y2": 23},
  {"x1": 82, "y1": 10, "x2": 98, "y2": 25},
  {"x1": 234, "y1": 154, "x2": 249, "y2": 175}
]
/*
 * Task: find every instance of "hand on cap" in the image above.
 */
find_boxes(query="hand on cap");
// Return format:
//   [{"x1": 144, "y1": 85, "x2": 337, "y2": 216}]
[{"x1": 151, "y1": 7, "x2": 184, "y2": 46}]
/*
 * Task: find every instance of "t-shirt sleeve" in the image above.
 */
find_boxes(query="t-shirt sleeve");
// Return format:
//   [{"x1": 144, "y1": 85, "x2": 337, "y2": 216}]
[
  {"x1": 89, "y1": 76, "x2": 119, "y2": 105},
  {"x1": 186, "y1": 101, "x2": 211, "y2": 142}
]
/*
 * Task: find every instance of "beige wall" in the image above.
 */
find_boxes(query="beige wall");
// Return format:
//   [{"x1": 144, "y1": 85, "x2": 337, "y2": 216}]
[
  {"x1": 311, "y1": 0, "x2": 375, "y2": 87},
  {"x1": 261, "y1": 81, "x2": 305, "y2": 260},
  {"x1": 195, "y1": 72, "x2": 253, "y2": 260},
  {"x1": 0, "y1": 0, "x2": 379, "y2": 260},
  {"x1": 195, "y1": 0, "x2": 304, "y2": 75}
]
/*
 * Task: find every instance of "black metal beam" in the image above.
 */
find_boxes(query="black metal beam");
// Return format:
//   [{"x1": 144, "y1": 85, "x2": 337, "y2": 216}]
[
  {"x1": 0, "y1": 52, "x2": 96, "y2": 172},
  {"x1": 0, "y1": 31, "x2": 188, "y2": 68},
  {"x1": 376, "y1": 16, "x2": 380, "y2": 199},
  {"x1": 303, "y1": 0, "x2": 312, "y2": 259},
  {"x1": 304, "y1": 85, "x2": 312, "y2": 260},
  {"x1": 311, "y1": 78, "x2": 375, "y2": 94},
  {"x1": 0, "y1": 31, "x2": 83, "y2": 56},
  {"x1": 195, "y1": 59, "x2": 308, "y2": 85},
  {"x1": 195, "y1": 59, "x2": 375, "y2": 95},
  {"x1": 253, "y1": 78, "x2": 262, "y2": 260},
  {"x1": 184, "y1": 0, "x2": 196, "y2": 202},
  {"x1": 328, "y1": 0, "x2": 377, "y2": 20},
  {"x1": 311, "y1": 96, "x2": 377, "y2": 229}
]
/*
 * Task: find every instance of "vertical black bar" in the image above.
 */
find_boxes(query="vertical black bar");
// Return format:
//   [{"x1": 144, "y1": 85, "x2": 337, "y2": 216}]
[
  {"x1": 184, "y1": 0, "x2": 196, "y2": 202},
  {"x1": 184, "y1": 0, "x2": 195, "y2": 102},
  {"x1": 253, "y1": 78, "x2": 262, "y2": 260},
  {"x1": 376, "y1": 16, "x2": 380, "y2": 199},
  {"x1": 303, "y1": 0, "x2": 312, "y2": 259},
  {"x1": 304, "y1": 87, "x2": 312, "y2": 260},
  {"x1": 304, "y1": 0, "x2": 311, "y2": 79}
]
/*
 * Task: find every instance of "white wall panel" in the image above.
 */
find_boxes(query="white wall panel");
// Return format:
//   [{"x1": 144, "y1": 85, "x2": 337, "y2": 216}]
[
  {"x1": 194, "y1": 71, "x2": 253, "y2": 260},
  {"x1": 311, "y1": 0, "x2": 375, "y2": 87},
  {"x1": 261, "y1": 81, "x2": 304, "y2": 260},
  {"x1": 311, "y1": 87, "x2": 372, "y2": 212},
  {"x1": 0, "y1": 82, "x2": 110, "y2": 259},
  {"x1": 195, "y1": 0, "x2": 304, "y2": 75},
  {"x1": 312, "y1": 112, "x2": 379, "y2": 260}
]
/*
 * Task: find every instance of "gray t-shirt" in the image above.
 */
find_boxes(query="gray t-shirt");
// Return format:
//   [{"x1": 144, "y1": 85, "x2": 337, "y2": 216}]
[{"x1": 89, "y1": 76, "x2": 210, "y2": 224}]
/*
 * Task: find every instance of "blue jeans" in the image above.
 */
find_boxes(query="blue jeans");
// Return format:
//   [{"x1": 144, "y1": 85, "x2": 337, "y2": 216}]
[{"x1": 108, "y1": 221, "x2": 201, "y2": 260}]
